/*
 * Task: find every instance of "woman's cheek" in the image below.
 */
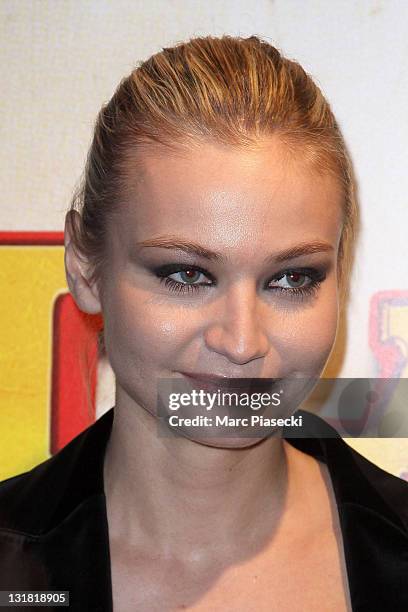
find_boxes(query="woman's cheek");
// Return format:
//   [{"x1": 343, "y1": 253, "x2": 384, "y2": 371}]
[
  {"x1": 299, "y1": 294, "x2": 339, "y2": 375},
  {"x1": 105, "y1": 289, "x2": 194, "y2": 370},
  {"x1": 275, "y1": 291, "x2": 338, "y2": 377}
]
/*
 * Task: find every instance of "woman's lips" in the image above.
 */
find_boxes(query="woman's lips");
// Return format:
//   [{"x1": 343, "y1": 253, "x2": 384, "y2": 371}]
[{"x1": 179, "y1": 372, "x2": 283, "y2": 393}]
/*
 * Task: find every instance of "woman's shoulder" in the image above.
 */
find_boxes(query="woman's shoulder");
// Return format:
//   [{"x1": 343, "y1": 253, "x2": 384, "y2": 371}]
[
  {"x1": 0, "y1": 411, "x2": 114, "y2": 599},
  {"x1": 288, "y1": 410, "x2": 408, "y2": 532},
  {"x1": 336, "y1": 438, "x2": 408, "y2": 530},
  {"x1": 0, "y1": 409, "x2": 114, "y2": 537}
]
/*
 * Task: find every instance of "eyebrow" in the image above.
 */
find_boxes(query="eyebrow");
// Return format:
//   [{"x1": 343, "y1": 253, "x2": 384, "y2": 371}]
[{"x1": 134, "y1": 235, "x2": 334, "y2": 264}]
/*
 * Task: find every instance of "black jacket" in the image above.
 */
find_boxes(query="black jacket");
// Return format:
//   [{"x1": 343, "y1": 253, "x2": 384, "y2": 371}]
[{"x1": 0, "y1": 408, "x2": 407, "y2": 611}]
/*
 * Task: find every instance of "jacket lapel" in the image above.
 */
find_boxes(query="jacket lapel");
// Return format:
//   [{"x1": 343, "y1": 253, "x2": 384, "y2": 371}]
[
  {"x1": 40, "y1": 494, "x2": 113, "y2": 611},
  {"x1": 288, "y1": 411, "x2": 408, "y2": 611},
  {"x1": 0, "y1": 409, "x2": 115, "y2": 611},
  {"x1": 40, "y1": 408, "x2": 115, "y2": 611}
]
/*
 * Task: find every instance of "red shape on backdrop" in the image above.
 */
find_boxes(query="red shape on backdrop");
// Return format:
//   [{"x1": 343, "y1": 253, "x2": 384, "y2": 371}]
[
  {"x1": 0, "y1": 231, "x2": 64, "y2": 245},
  {"x1": 51, "y1": 293, "x2": 103, "y2": 454}
]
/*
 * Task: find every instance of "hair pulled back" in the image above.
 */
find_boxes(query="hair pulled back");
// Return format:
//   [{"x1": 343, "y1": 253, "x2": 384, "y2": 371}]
[{"x1": 69, "y1": 34, "x2": 358, "y2": 307}]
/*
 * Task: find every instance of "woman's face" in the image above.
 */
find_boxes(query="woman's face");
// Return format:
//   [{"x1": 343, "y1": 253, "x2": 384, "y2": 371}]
[{"x1": 93, "y1": 137, "x2": 343, "y2": 444}]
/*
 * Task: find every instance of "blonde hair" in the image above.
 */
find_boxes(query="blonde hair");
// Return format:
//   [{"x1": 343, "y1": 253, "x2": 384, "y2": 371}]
[{"x1": 69, "y1": 34, "x2": 358, "y2": 309}]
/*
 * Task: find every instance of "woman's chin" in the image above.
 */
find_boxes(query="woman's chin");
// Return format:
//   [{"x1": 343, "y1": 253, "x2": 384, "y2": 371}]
[{"x1": 185, "y1": 435, "x2": 267, "y2": 449}]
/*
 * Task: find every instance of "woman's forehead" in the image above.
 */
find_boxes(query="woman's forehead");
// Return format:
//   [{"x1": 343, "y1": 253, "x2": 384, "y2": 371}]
[{"x1": 115, "y1": 139, "x2": 344, "y2": 253}]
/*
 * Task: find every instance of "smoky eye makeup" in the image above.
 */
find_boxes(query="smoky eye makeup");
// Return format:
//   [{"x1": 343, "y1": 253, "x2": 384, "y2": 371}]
[
  {"x1": 147, "y1": 262, "x2": 216, "y2": 294},
  {"x1": 150, "y1": 262, "x2": 215, "y2": 279},
  {"x1": 269, "y1": 266, "x2": 328, "y2": 300},
  {"x1": 148, "y1": 260, "x2": 330, "y2": 300}
]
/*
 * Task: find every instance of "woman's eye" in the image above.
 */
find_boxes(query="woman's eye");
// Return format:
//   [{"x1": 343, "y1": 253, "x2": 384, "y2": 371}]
[
  {"x1": 168, "y1": 269, "x2": 213, "y2": 286},
  {"x1": 266, "y1": 269, "x2": 325, "y2": 299},
  {"x1": 269, "y1": 271, "x2": 308, "y2": 289},
  {"x1": 154, "y1": 265, "x2": 214, "y2": 294}
]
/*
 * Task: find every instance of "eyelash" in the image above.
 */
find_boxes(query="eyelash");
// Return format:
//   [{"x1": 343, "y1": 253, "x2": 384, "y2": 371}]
[{"x1": 154, "y1": 264, "x2": 326, "y2": 300}]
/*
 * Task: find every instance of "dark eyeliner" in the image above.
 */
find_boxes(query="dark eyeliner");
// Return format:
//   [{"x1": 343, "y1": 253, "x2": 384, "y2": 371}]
[
  {"x1": 265, "y1": 267, "x2": 326, "y2": 295},
  {"x1": 152, "y1": 263, "x2": 215, "y2": 279}
]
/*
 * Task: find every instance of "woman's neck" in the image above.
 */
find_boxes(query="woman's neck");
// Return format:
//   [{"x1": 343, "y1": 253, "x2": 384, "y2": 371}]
[{"x1": 103, "y1": 391, "x2": 319, "y2": 566}]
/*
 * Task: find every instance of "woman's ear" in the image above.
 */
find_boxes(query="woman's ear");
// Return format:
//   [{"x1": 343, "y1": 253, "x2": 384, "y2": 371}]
[{"x1": 64, "y1": 211, "x2": 102, "y2": 314}]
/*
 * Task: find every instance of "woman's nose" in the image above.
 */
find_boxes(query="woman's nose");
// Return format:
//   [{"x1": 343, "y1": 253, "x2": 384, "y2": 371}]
[{"x1": 203, "y1": 282, "x2": 270, "y2": 365}]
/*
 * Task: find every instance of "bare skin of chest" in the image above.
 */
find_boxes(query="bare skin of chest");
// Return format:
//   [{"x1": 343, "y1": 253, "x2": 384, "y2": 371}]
[{"x1": 109, "y1": 523, "x2": 350, "y2": 611}]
